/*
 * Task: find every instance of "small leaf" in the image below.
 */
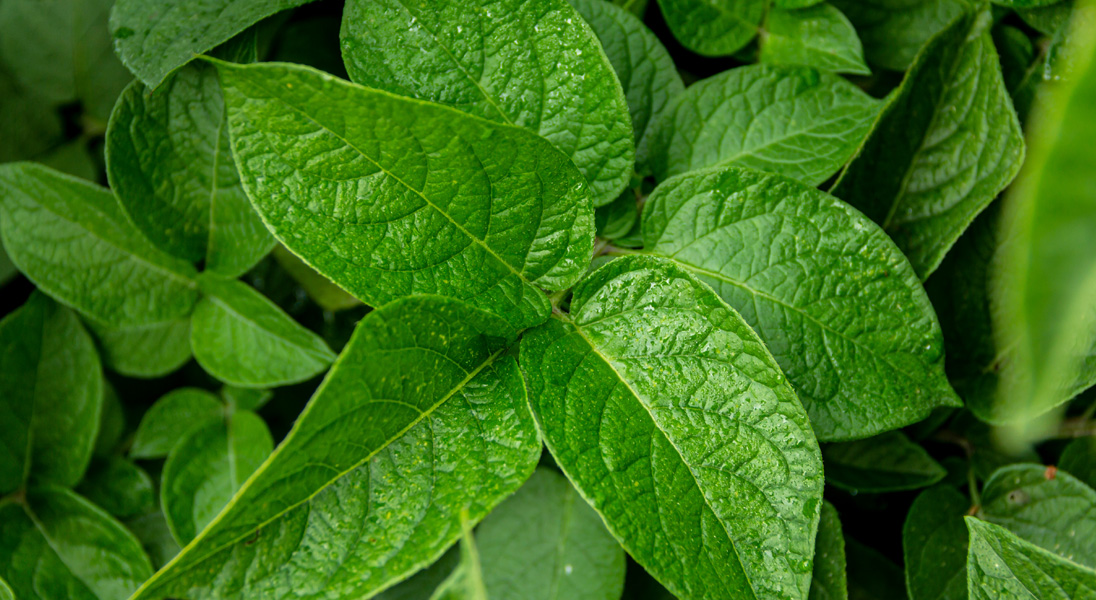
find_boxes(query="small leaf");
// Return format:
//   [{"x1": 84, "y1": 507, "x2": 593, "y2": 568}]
[
  {"x1": 0, "y1": 163, "x2": 199, "y2": 327},
  {"x1": 521, "y1": 255, "x2": 823, "y2": 600},
  {"x1": 86, "y1": 316, "x2": 192, "y2": 379},
  {"x1": 217, "y1": 60, "x2": 595, "y2": 332},
  {"x1": 75, "y1": 457, "x2": 156, "y2": 519},
  {"x1": 903, "y1": 486, "x2": 969, "y2": 600},
  {"x1": 0, "y1": 486, "x2": 153, "y2": 600},
  {"x1": 760, "y1": 3, "x2": 871, "y2": 75},
  {"x1": 643, "y1": 167, "x2": 960, "y2": 440},
  {"x1": 831, "y1": 9, "x2": 1024, "y2": 280},
  {"x1": 653, "y1": 0, "x2": 766, "y2": 56},
  {"x1": 129, "y1": 296, "x2": 540, "y2": 600},
  {"x1": 1060, "y1": 438, "x2": 1096, "y2": 490},
  {"x1": 0, "y1": 292, "x2": 102, "y2": 493},
  {"x1": 161, "y1": 411, "x2": 273, "y2": 545},
  {"x1": 810, "y1": 501, "x2": 848, "y2": 600},
  {"x1": 129, "y1": 388, "x2": 224, "y2": 460},
  {"x1": 651, "y1": 65, "x2": 882, "y2": 186},
  {"x1": 823, "y1": 431, "x2": 946, "y2": 493},
  {"x1": 965, "y1": 517, "x2": 1096, "y2": 599},
  {"x1": 341, "y1": 0, "x2": 635, "y2": 206},
  {"x1": 831, "y1": 0, "x2": 971, "y2": 71},
  {"x1": 190, "y1": 275, "x2": 335, "y2": 388},
  {"x1": 595, "y1": 191, "x2": 641, "y2": 241}
]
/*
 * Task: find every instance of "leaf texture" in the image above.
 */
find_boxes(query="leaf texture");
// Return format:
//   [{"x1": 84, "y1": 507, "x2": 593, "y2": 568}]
[
  {"x1": 340, "y1": 0, "x2": 635, "y2": 207},
  {"x1": 651, "y1": 65, "x2": 882, "y2": 186},
  {"x1": 217, "y1": 60, "x2": 594, "y2": 332},
  {"x1": 822, "y1": 431, "x2": 946, "y2": 493},
  {"x1": 965, "y1": 517, "x2": 1096, "y2": 599},
  {"x1": 903, "y1": 486, "x2": 969, "y2": 600},
  {"x1": 521, "y1": 255, "x2": 823, "y2": 600},
  {"x1": 643, "y1": 167, "x2": 960, "y2": 440},
  {"x1": 760, "y1": 4, "x2": 871, "y2": 75},
  {"x1": 130, "y1": 296, "x2": 540, "y2": 600},
  {"x1": 653, "y1": 0, "x2": 765, "y2": 56}
]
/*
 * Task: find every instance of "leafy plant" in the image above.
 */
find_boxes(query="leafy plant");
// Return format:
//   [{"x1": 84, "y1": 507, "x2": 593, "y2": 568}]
[{"x1": 1, "y1": 0, "x2": 1096, "y2": 598}]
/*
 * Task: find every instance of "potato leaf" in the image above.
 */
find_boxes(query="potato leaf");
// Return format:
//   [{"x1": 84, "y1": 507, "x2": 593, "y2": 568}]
[
  {"x1": 760, "y1": 3, "x2": 871, "y2": 75},
  {"x1": 653, "y1": 0, "x2": 766, "y2": 56},
  {"x1": 965, "y1": 517, "x2": 1096, "y2": 599}
]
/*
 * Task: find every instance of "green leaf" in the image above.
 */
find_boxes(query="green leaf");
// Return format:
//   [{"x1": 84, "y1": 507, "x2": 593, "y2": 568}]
[
  {"x1": 129, "y1": 388, "x2": 224, "y2": 459},
  {"x1": 823, "y1": 431, "x2": 946, "y2": 493},
  {"x1": 903, "y1": 486, "x2": 969, "y2": 600},
  {"x1": 216, "y1": 60, "x2": 594, "y2": 332},
  {"x1": 472, "y1": 468, "x2": 626, "y2": 599},
  {"x1": 569, "y1": 0, "x2": 685, "y2": 174},
  {"x1": 1060, "y1": 438, "x2": 1096, "y2": 490},
  {"x1": 432, "y1": 519, "x2": 489, "y2": 600},
  {"x1": 651, "y1": 65, "x2": 882, "y2": 186},
  {"x1": 270, "y1": 245, "x2": 360, "y2": 312},
  {"x1": 106, "y1": 62, "x2": 274, "y2": 275},
  {"x1": 190, "y1": 275, "x2": 335, "y2": 387},
  {"x1": 810, "y1": 501, "x2": 848, "y2": 600},
  {"x1": 596, "y1": 191, "x2": 641, "y2": 241},
  {"x1": 86, "y1": 316, "x2": 192, "y2": 379},
  {"x1": 109, "y1": 0, "x2": 313, "y2": 87},
  {"x1": 521, "y1": 255, "x2": 823, "y2": 600},
  {"x1": 124, "y1": 510, "x2": 182, "y2": 570},
  {"x1": 965, "y1": 517, "x2": 1096, "y2": 599},
  {"x1": 991, "y1": 1, "x2": 1096, "y2": 426},
  {"x1": 845, "y1": 538, "x2": 906, "y2": 600},
  {"x1": 162, "y1": 410, "x2": 273, "y2": 545},
  {"x1": 130, "y1": 296, "x2": 540, "y2": 600},
  {"x1": 830, "y1": 0, "x2": 972, "y2": 71},
  {"x1": 760, "y1": 4, "x2": 871, "y2": 75},
  {"x1": 0, "y1": 486, "x2": 153, "y2": 599},
  {"x1": 0, "y1": 0, "x2": 131, "y2": 119},
  {"x1": 221, "y1": 385, "x2": 273, "y2": 412},
  {"x1": 979, "y1": 464, "x2": 1096, "y2": 569},
  {"x1": 653, "y1": 0, "x2": 765, "y2": 56},
  {"x1": 831, "y1": 9, "x2": 1024, "y2": 280},
  {"x1": 0, "y1": 163, "x2": 199, "y2": 327},
  {"x1": 1017, "y1": 3, "x2": 1074, "y2": 35},
  {"x1": 75, "y1": 457, "x2": 156, "y2": 519},
  {"x1": 0, "y1": 292, "x2": 102, "y2": 493},
  {"x1": 643, "y1": 167, "x2": 960, "y2": 440},
  {"x1": 340, "y1": 0, "x2": 635, "y2": 207}
]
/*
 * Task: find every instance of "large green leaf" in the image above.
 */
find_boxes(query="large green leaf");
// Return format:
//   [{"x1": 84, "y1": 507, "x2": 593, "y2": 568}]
[
  {"x1": 650, "y1": 65, "x2": 882, "y2": 186},
  {"x1": 109, "y1": 0, "x2": 313, "y2": 87},
  {"x1": 653, "y1": 0, "x2": 765, "y2": 56},
  {"x1": 903, "y1": 486, "x2": 969, "y2": 600},
  {"x1": 991, "y1": 0, "x2": 1096, "y2": 426},
  {"x1": 642, "y1": 167, "x2": 959, "y2": 440},
  {"x1": 216, "y1": 60, "x2": 594, "y2": 332},
  {"x1": 86, "y1": 317, "x2": 192, "y2": 379},
  {"x1": 190, "y1": 275, "x2": 335, "y2": 387},
  {"x1": 810, "y1": 501, "x2": 848, "y2": 600},
  {"x1": 569, "y1": 0, "x2": 685, "y2": 175},
  {"x1": 75, "y1": 457, "x2": 156, "y2": 519},
  {"x1": 521, "y1": 255, "x2": 823, "y2": 600},
  {"x1": 130, "y1": 296, "x2": 540, "y2": 600},
  {"x1": 130, "y1": 388, "x2": 224, "y2": 459},
  {"x1": 161, "y1": 411, "x2": 273, "y2": 545},
  {"x1": 0, "y1": 163, "x2": 199, "y2": 327},
  {"x1": 831, "y1": 9, "x2": 1024, "y2": 280},
  {"x1": 106, "y1": 62, "x2": 274, "y2": 275},
  {"x1": 822, "y1": 431, "x2": 946, "y2": 493},
  {"x1": 979, "y1": 464, "x2": 1096, "y2": 569},
  {"x1": 965, "y1": 517, "x2": 1096, "y2": 599},
  {"x1": 0, "y1": 486, "x2": 153, "y2": 600},
  {"x1": 760, "y1": 4, "x2": 871, "y2": 75},
  {"x1": 830, "y1": 0, "x2": 971, "y2": 71},
  {"x1": 471, "y1": 468, "x2": 625, "y2": 599},
  {"x1": 340, "y1": 0, "x2": 635, "y2": 207},
  {"x1": 0, "y1": 292, "x2": 102, "y2": 494}
]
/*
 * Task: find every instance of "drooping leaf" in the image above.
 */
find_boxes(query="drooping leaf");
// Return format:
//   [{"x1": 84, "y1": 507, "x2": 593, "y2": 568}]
[
  {"x1": 129, "y1": 388, "x2": 224, "y2": 460},
  {"x1": 340, "y1": 0, "x2": 635, "y2": 207},
  {"x1": 965, "y1": 517, "x2": 1096, "y2": 599},
  {"x1": 0, "y1": 486, "x2": 153, "y2": 600},
  {"x1": 161, "y1": 410, "x2": 273, "y2": 545},
  {"x1": 190, "y1": 275, "x2": 335, "y2": 387},
  {"x1": 823, "y1": 431, "x2": 946, "y2": 493},
  {"x1": 810, "y1": 501, "x2": 848, "y2": 600},
  {"x1": 653, "y1": 0, "x2": 765, "y2": 56},
  {"x1": 830, "y1": 0, "x2": 972, "y2": 71},
  {"x1": 0, "y1": 0, "x2": 131, "y2": 119},
  {"x1": 569, "y1": 0, "x2": 685, "y2": 174},
  {"x1": 1060, "y1": 437, "x2": 1096, "y2": 490},
  {"x1": 979, "y1": 464, "x2": 1096, "y2": 569},
  {"x1": 108, "y1": 0, "x2": 313, "y2": 87},
  {"x1": 521, "y1": 255, "x2": 823, "y2": 600},
  {"x1": 472, "y1": 468, "x2": 625, "y2": 599},
  {"x1": 106, "y1": 62, "x2": 274, "y2": 275},
  {"x1": 643, "y1": 167, "x2": 960, "y2": 440},
  {"x1": 651, "y1": 65, "x2": 882, "y2": 186},
  {"x1": 0, "y1": 292, "x2": 102, "y2": 494},
  {"x1": 75, "y1": 457, "x2": 156, "y2": 519},
  {"x1": 845, "y1": 538, "x2": 906, "y2": 600},
  {"x1": 86, "y1": 316, "x2": 192, "y2": 379},
  {"x1": 270, "y1": 245, "x2": 360, "y2": 312},
  {"x1": 0, "y1": 163, "x2": 199, "y2": 327},
  {"x1": 831, "y1": 9, "x2": 1024, "y2": 280},
  {"x1": 760, "y1": 4, "x2": 871, "y2": 75},
  {"x1": 903, "y1": 486, "x2": 969, "y2": 600},
  {"x1": 216, "y1": 60, "x2": 594, "y2": 332},
  {"x1": 129, "y1": 296, "x2": 540, "y2": 600}
]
